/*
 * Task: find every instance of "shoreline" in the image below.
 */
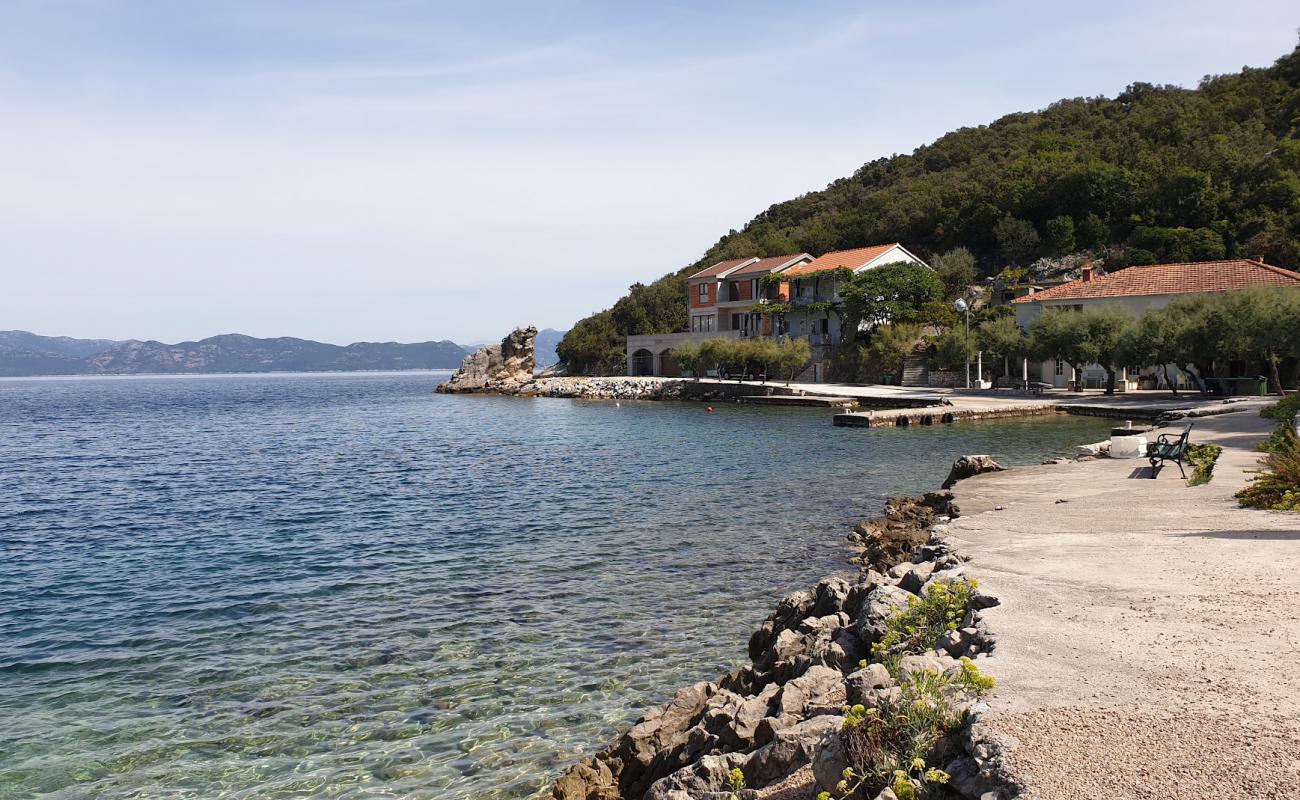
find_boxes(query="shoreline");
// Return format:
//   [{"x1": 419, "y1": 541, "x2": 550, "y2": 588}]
[{"x1": 549, "y1": 395, "x2": 1292, "y2": 800}]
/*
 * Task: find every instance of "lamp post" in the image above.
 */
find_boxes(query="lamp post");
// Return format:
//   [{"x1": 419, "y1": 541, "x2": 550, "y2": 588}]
[{"x1": 954, "y1": 297, "x2": 970, "y2": 389}]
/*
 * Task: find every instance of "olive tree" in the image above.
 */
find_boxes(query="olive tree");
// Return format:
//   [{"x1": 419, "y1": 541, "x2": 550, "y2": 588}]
[
  {"x1": 976, "y1": 315, "x2": 1028, "y2": 383},
  {"x1": 670, "y1": 341, "x2": 704, "y2": 380},
  {"x1": 775, "y1": 337, "x2": 812, "y2": 385},
  {"x1": 1029, "y1": 308, "x2": 1136, "y2": 395}
]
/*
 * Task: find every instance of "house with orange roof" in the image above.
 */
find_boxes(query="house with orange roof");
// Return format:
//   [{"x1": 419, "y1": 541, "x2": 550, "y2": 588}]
[
  {"x1": 626, "y1": 253, "x2": 811, "y2": 377},
  {"x1": 777, "y1": 243, "x2": 929, "y2": 351},
  {"x1": 1012, "y1": 257, "x2": 1300, "y2": 389},
  {"x1": 625, "y1": 244, "x2": 928, "y2": 378}
]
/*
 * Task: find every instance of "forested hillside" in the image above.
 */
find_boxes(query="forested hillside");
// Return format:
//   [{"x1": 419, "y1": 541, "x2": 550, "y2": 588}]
[{"x1": 559, "y1": 42, "x2": 1300, "y2": 373}]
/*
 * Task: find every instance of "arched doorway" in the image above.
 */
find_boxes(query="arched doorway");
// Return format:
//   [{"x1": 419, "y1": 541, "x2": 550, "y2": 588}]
[
  {"x1": 631, "y1": 348, "x2": 655, "y2": 376},
  {"x1": 659, "y1": 349, "x2": 681, "y2": 377}
]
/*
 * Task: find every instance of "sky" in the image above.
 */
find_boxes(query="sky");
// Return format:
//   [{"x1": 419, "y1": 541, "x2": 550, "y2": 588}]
[{"x1": 0, "y1": 1, "x2": 1295, "y2": 345}]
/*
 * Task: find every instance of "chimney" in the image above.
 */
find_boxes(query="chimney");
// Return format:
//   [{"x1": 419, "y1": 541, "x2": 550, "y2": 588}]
[
  {"x1": 1081, "y1": 265, "x2": 1094, "y2": 282},
  {"x1": 1254, "y1": 255, "x2": 1265, "y2": 264}
]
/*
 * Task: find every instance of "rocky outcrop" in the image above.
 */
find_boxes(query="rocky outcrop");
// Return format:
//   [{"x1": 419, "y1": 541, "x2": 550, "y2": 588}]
[
  {"x1": 436, "y1": 326, "x2": 537, "y2": 393},
  {"x1": 941, "y1": 455, "x2": 1007, "y2": 490},
  {"x1": 846, "y1": 492, "x2": 960, "y2": 571},
  {"x1": 552, "y1": 475, "x2": 1013, "y2": 800}
]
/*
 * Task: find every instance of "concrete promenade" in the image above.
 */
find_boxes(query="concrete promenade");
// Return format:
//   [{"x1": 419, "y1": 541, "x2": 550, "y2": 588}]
[{"x1": 941, "y1": 402, "x2": 1300, "y2": 799}]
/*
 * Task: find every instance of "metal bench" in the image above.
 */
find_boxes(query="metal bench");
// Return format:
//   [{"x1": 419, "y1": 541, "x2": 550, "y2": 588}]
[{"x1": 1147, "y1": 423, "x2": 1193, "y2": 479}]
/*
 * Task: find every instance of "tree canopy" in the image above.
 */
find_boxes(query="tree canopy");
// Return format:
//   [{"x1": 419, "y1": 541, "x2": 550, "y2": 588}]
[{"x1": 560, "y1": 42, "x2": 1300, "y2": 372}]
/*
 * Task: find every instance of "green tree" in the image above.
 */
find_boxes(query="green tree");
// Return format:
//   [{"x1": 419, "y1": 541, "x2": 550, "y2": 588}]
[
  {"x1": 1120, "y1": 307, "x2": 1187, "y2": 393},
  {"x1": 840, "y1": 262, "x2": 945, "y2": 337},
  {"x1": 930, "y1": 247, "x2": 977, "y2": 299},
  {"x1": 864, "y1": 323, "x2": 922, "y2": 384},
  {"x1": 745, "y1": 338, "x2": 782, "y2": 383},
  {"x1": 556, "y1": 310, "x2": 622, "y2": 374},
  {"x1": 1029, "y1": 308, "x2": 1136, "y2": 394},
  {"x1": 1218, "y1": 287, "x2": 1300, "y2": 394},
  {"x1": 976, "y1": 315, "x2": 1028, "y2": 382},
  {"x1": 1161, "y1": 294, "x2": 1229, "y2": 391},
  {"x1": 1076, "y1": 213, "x2": 1109, "y2": 250},
  {"x1": 1044, "y1": 216, "x2": 1076, "y2": 256},
  {"x1": 775, "y1": 337, "x2": 812, "y2": 384},
  {"x1": 931, "y1": 327, "x2": 976, "y2": 372},
  {"x1": 699, "y1": 338, "x2": 739, "y2": 379},
  {"x1": 670, "y1": 341, "x2": 704, "y2": 380},
  {"x1": 994, "y1": 216, "x2": 1040, "y2": 264}
]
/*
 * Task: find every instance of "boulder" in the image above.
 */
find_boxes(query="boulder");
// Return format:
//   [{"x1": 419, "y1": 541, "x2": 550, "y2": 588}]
[
  {"x1": 553, "y1": 756, "x2": 621, "y2": 800},
  {"x1": 776, "y1": 665, "x2": 844, "y2": 718},
  {"x1": 811, "y1": 724, "x2": 851, "y2": 791},
  {"x1": 614, "y1": 681, "x2": 718, "y2": 798},
  {"x1": 1073, "y1": 440, "x2": 1111, "y2": 458},
  {"x1": 437, "y1": 326, "x2": 537, "y2": 393},
  {"x1": 856, "y1": 584, "x2": 914, "y2": 645},
  {"x1": 941, "y1": 455, "x2": 1006, "y2": 489},
  {"x1": 897, "y1": 653, "x2": 961, "y2": 682},
  {"x1": 845, "y1": 664, "x2": 893, "y2": 705},
  {"x1": 898, "y1": 563, "x2": 935, "y2": 595},
  {"x1": 644, "y1": 753, "x2": 752, "y2": 800},
  {"x1": 746, "y1": 715, "x2": 844, "y2": 787}
]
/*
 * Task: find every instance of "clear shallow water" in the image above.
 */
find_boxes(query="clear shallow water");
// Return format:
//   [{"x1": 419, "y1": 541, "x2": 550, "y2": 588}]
[{"x1": 0, "y1": 373, "x2": 1111, "y2": 798}]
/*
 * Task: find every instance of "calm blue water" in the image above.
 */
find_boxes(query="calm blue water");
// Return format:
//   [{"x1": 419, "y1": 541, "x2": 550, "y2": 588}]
[{"x1": 0, "y1": 373, "x2": 1110, "y2": 798}]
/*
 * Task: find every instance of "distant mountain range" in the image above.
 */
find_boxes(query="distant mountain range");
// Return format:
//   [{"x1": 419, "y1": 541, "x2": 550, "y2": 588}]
[{"x1": 0, "y1": 328, "x2": 568, "y2": 376}]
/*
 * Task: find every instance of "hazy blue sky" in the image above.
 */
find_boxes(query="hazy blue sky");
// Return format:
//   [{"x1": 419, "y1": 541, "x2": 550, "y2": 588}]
[{"x1": 1, "y1": 1, "x2": 1295, "y2": 344}]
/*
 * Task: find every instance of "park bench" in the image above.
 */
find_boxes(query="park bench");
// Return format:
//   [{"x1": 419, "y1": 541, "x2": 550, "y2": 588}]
[{"x1": 1147, "y1": 423, "x2": 1193, "y2": 479}]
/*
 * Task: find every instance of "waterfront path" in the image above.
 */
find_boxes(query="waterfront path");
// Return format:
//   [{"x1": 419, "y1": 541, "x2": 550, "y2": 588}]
[{"x1": 942, "y1": 403, "x2": 1300, "y2": 799}]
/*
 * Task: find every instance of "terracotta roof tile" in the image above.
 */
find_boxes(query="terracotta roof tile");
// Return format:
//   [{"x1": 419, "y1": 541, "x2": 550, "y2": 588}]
[
  {"x1": 780, "y1": 244, "x2": 901, "y2": 277},
  {"x1": 1010, "y1": 259, "x2": 1300, "y2": 304},
  {"x1": 729, "y1": 253, "x2": 812, "y2": 277},
  {"x1": 686, "y1": 258, "x2": 756, "y2": 281}
]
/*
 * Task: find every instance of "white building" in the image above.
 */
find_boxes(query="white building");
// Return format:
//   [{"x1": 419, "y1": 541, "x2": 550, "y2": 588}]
[{"x1": 1012, "y1": 258, "x2": 1300, "y2": 389}]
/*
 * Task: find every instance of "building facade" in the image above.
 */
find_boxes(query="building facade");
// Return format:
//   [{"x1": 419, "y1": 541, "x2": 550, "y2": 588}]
[
  {"x1": 626, "y1": 244, "x2": 930, "y2": 378},
  {"x1": 1012, "y1": 258, "x2": 1300, "y2": 389}
]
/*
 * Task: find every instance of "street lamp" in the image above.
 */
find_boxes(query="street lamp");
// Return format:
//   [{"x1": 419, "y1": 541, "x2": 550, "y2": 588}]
[{"x1": 954, "y1": 297, "x2": 970, "y2": 389}]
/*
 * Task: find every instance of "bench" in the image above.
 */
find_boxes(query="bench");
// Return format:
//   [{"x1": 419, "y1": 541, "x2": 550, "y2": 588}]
[{"x1": 1147, "y1": 423, "x2": 1193, "y2": 479}]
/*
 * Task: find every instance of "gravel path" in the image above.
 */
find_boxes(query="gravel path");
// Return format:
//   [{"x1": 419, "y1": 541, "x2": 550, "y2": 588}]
[{"x1": 944, "y1": 404, "x2": 1300, "y2": 799}]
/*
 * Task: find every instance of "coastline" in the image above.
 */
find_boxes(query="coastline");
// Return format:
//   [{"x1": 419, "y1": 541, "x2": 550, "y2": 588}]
[{"x1": 549, "y1": 396, "x2": 1295, "y2": 800}]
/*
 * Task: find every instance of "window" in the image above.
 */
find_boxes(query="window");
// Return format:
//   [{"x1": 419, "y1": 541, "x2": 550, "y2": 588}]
[
  {"x1": 698, "y1": 283, "x2": 708, "y2": 302},
  {"x1": 1055, "y1": 359, "x2": 1064, "y2": 376}
]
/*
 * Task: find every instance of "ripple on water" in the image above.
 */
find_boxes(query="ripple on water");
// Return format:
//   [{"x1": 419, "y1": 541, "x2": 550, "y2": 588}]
[{"x1": 0, "y1": 374, "x2": 1113, "y2": 798}]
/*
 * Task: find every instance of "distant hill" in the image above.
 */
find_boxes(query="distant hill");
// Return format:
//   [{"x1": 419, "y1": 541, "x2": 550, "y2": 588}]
[
  {"x1": 558, "y1": 42, "x2": 1300, "y2": 373},
  {"x1": 534, "y1": 328, "x2": 566, "y2": 368},
  {"x1": 0, "y1": 331, "x2": 472, "y2": 376}
]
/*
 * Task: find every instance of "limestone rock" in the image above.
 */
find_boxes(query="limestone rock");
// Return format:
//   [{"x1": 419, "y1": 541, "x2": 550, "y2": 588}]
[
  {"x1": 776, "y1": 665, "x2": 844, "y2": 718},
  {"x1": 941, "y1": 455, "x2": 1006, "y2": 490},
  {"x1": 856, "y1": 584, "x2": 914, "y2": 646},
  {"x1": 553, "y1": 756, "x2": 621, "y2": 800},
  {"x1": 811, "y1": 724, "x2": 851, "y2": 791},
  {"x1": 746, "y1": 715, "x2": 844, "y2": 787},
  {"x1": 645, "y1": 752, "x2": 752, "y2": 800},
  {"x1": 845, "y1": 664, "x2": 893, "y2": 705},
  {"x1": 897, "y1": 653, "x2": 961, "y2": 682},
  {"x1": 437, "y1": 326, "x2": 537, "y2": 393},
  {"x1": 614, "y1": 681, "x2": 718, "y2": 798}
]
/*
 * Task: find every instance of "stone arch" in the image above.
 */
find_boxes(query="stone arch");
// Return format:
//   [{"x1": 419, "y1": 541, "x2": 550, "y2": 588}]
[
  {"x1": 631, "y1": 348, "x2": 655, "y2": 376},
  {"x1": 658, "y1": 349, "x2": 681, "y2": 377}
]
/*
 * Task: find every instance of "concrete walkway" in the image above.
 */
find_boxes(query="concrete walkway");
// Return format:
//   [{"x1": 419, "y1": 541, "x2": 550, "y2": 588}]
[{"x1": 942, "y1": 407, "x2": 1300, "y2": 799}]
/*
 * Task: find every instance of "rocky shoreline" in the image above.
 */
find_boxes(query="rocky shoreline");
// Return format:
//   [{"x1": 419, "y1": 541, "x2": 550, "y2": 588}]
[
  {"x1": 435, "y1": 326, "x2": 764, "y2": 401},
  {"x1": 552, "y1": 455, "x2": 1018, "y2": 800}
]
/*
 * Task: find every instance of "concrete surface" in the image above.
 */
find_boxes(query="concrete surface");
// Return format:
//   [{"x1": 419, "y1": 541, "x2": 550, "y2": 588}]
[{"x1": 942, "y1": 405, "x2": 1300, "y2": 799}]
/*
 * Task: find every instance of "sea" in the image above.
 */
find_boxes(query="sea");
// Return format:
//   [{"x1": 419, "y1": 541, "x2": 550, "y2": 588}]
[{"x1": 0, "y1": 372, "x2": 1111, "y2": 798}]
